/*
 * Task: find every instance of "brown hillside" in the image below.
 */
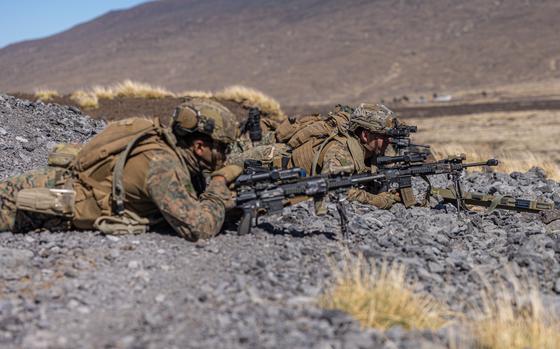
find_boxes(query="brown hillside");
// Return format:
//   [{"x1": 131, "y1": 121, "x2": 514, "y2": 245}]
[{"x1": 1, "y1": 0, "x2": 559, "y2": 105}]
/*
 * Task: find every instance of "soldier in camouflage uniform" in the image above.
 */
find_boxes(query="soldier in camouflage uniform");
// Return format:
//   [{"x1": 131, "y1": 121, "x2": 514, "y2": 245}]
[
  {"x1": 308, "y1": 103, "x2": 402, "y2": 209},
  {"x1": 226, "y1": 103, "x2": 403, "y2": 209},
  {"x1": 0, "y1": 98, "x2": 242, "y2": 241}
]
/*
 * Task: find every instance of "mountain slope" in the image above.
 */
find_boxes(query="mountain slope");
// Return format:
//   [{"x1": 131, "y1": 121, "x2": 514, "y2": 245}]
[{"x1": 1, "y1": 0, "x2": 559, "y2": 104}]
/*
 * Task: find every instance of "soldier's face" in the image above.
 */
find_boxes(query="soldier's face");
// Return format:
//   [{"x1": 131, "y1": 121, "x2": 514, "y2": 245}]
[
  {"x1": 192, "y1": 139, "x2": 212, "y2": 161},
  {"x1": 192, "y1": 139, "x2": 227, "y2": 170},
  {"x1": 360, "y1": 130, "x2": 389, "y2": 157}
]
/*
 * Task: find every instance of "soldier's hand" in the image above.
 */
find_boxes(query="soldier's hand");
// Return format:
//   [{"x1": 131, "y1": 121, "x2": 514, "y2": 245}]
[
  {"x1": 390, "y1": 190, "x2": 402, "y2": 202},
  {"x1": 211, "y1": 165, "x2": 243, "y2": 185}
]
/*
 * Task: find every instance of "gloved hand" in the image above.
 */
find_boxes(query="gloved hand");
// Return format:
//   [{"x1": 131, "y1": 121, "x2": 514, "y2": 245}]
[{"x1": 210, "y1": 164, "x2": 243, "y2": 185}]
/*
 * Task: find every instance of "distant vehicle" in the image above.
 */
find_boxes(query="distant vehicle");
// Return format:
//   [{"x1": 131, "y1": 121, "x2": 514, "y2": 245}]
[{"x1": 433, "y1": 94, "x2": 453, "y2": 102}]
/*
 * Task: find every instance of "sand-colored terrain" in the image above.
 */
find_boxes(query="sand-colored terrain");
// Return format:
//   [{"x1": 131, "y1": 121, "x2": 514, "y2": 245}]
[{"x1": 410, "y1": 110, "x2": 560, "y2": 176}]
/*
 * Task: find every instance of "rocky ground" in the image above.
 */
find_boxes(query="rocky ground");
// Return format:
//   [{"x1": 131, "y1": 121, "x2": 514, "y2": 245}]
[
  {"x1": 1, "y1": 94, "x2": 559, "y2": 349},
  {"x1": 0, "y1": 94, "x2": 104, "y2": 179}
]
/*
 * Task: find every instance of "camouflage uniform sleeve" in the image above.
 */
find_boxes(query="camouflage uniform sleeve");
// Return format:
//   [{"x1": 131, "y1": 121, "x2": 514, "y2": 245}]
[
  {"x1": 321, "y1": 140, "x2": 355, "y2": 174},
  {"x1": 145, "y1": 151, "x2": 233, "y2": 241}
]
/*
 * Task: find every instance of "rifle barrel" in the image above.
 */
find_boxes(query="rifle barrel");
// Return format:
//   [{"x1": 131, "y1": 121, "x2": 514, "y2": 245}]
[{"x1": 462, "y1": 159, "x2": 499, "y2": 168}]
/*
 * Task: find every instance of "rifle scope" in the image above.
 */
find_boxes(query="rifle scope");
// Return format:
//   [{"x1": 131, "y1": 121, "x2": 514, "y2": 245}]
[
  {"x1": 235, "y1": 167, "x2": 307, "y2": 186},
  {"x1": 246, "y1": 108, "x2": 262, "y2": 142},
  {"x1": 386, "y1": 125, "x2": 417, "y2": 137},
  {"x1": 376, "y1": 153, "x2": 428, "y2": 166}
]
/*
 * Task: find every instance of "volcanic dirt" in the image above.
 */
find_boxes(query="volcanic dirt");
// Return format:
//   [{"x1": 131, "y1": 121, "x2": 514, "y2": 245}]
[{"x1": 1, "y1": 95, "x2": 560, "y2": 348}]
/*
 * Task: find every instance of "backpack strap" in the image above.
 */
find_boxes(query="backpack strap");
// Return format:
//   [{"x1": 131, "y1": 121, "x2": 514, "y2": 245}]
[
  {"x1": 112, "y1": 131, "x2": 154, "y2": 215},
  {"x1": 311, "y1": 132, "x2": 339, "y2": 176},
  {"x1": 345, "y1": 136, "x2": 367, "y2": 173}
]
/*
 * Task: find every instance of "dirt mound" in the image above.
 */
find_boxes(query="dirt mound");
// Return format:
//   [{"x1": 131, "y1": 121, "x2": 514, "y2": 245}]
[
  {"x1": 13, "y1": 93, "x2": 184, "y2": 123},
  {"x1": 0, "y1": 94, "x2": 559, "y2": 348}
]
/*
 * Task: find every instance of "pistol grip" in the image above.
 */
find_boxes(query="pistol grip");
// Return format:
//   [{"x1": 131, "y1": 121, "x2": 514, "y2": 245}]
[{"x1": 238, "y1": 206, "x2": 256, "y2": 235}]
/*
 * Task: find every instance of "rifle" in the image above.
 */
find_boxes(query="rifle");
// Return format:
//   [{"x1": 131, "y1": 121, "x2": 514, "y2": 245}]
[
  {"x1": 234, "y1": 156, "x2": 498, "y2": 236},
  {"x1": 377, "y1": 153, "x2": 560, "y2": 222},
  {"x1": 430, "y1": 187, "x2": 560, "y2": 222}
]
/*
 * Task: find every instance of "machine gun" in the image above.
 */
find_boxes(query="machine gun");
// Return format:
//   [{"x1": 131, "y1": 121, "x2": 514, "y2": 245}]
[
  {"x1": 234, "y1": 156, "x2": 498, "y2": 236},
  {"x1": 374, "y1": 154, "x2": 560, "y2": 221}
]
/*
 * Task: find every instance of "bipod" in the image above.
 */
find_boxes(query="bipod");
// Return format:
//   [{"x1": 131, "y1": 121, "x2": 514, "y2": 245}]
[
  {"x1": 331, "y1": 191, "x2": 350, "y2": 242},
  {"x1": 451, "y1": 172, "x2": 469, "y2": 219}
]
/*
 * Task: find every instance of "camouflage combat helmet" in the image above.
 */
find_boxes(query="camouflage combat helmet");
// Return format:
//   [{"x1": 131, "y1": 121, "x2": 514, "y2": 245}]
[
  {"x1": 172, "y1": 98, "x2": 237, "y2": 144},
  {"x1": 347, "y1": 103, "x2": 396, "y2": 134}
]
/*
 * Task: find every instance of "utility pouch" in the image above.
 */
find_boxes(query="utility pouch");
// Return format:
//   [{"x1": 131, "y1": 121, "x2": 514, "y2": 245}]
[
  {"x1": 93, "y1": 210, "x2": 150, "y2": 235},
  {"x1": 399, "y1": 187, "x2": 416, "y2": 207},
  {"x1": 16, "y1": 188, "x2": 76, "y2": 217},
  {"x1": 47, "y1": 143, "x2": 83, "y2": 168}
]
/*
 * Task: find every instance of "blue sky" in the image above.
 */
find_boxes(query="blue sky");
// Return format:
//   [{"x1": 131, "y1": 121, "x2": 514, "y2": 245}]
[{"x1": 0, "y1": 0, "x2": 149, "y2": 49}]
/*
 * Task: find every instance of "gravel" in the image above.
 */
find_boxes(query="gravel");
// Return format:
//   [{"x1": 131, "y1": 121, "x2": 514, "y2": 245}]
[
  {"x1": 0, "y1": 94, "x2": 104, "y2": 179},
  {"x1": 1, "y1": 94, "x2": 559, "y2": 348}
]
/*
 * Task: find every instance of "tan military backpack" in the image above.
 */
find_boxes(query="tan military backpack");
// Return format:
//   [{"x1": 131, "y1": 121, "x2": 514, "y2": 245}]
[
  {"x1": 70, "y1": 118, "x2": 182, "y2": 232},
  {"x1": 275, "y1": 107, "x2": 352, "y2": 175}
]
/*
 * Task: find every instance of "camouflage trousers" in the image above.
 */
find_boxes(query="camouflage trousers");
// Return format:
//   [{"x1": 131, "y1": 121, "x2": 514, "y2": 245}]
[{"x1": 0, "y1": 167, "x2": 72, "y2": 233}]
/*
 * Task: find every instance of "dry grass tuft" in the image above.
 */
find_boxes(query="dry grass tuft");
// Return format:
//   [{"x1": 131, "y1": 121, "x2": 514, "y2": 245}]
[
  {"x1": 178, "y1": 90, "x2": 214, "y2": 99},
  {"x1": 71, "y1": 80, "x2": 175, "y2": 103},
  {"x1": 469, "y1": 276, "x2": 560, "y2": 349},
  {"x1": 34, "y1": 89, "x2": 59, "y2": 101},
  {"x1": 111, "y1": 80, "x2": 174, "y2": 99},
  {"x1": 215, "y1": 85, "x2": 286, "y2": 123},
  {"x1": 91, "y1": 85, "x2": 115, "y2": 100},
  {"x1": 70, "y1": 90, "x2": 99, "y2": 110},
  {"x1": 433, "y1": 145, "x2": 560, "y2": 180},
  {"x1": 319, "y1": 255, "x2": 451, "y2": 330}
]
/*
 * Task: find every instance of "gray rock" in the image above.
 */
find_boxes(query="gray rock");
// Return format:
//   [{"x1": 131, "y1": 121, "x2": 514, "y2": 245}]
[
  {"x1": 1, "y1": 94, "x2": 560, "y2": 349},
  {"x1": 554, "y1": 279, "x2": 560, "y2": 294},
  {"x1": 21, "y1": 330, "x2": 68, "y2": 349},
  {"x1": 0, "y1": 247, "x2": 34, "y2": 280}
]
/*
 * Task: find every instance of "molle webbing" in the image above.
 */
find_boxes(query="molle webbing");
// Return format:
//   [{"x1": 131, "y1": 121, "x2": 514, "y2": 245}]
[{"x1": 292, "y1": 141, "x2": 316, "y2": 175}]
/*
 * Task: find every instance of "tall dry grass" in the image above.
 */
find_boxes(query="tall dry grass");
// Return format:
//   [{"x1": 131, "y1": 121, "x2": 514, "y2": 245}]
[
  {"x1": 70, "y1": 90, "x2": 99, "y2": 109},
  {"x1": 215, "y1": 85, "x2": 286, "y2": 122},
  {"x1": 319, "y1": 255, "x2": 560, "y2": 348},
  {"x1": 71, "y1": 80, "x2": 175, "y2": 106},
  {"x1": 178, "y1": 90, "x2": 214, "y2": 99},
  {"x1": 469, "y1": 275, "x2": 560, "y2": 349},
  {"x1": 91, "y1": 85, "x2": 115, "y2": 100},
  {"x1": 319, "y1": 255, "x2": 451, "y2": 330},
  {"x1": 433, "y1": 145, "x2": 560, "y2": 180},
  {"x1": 111, "y1": 80, "x2": 174, "y2": 99},
  {"x1": 34, "y1": 89, "x2": 59, "y2": 101}
]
